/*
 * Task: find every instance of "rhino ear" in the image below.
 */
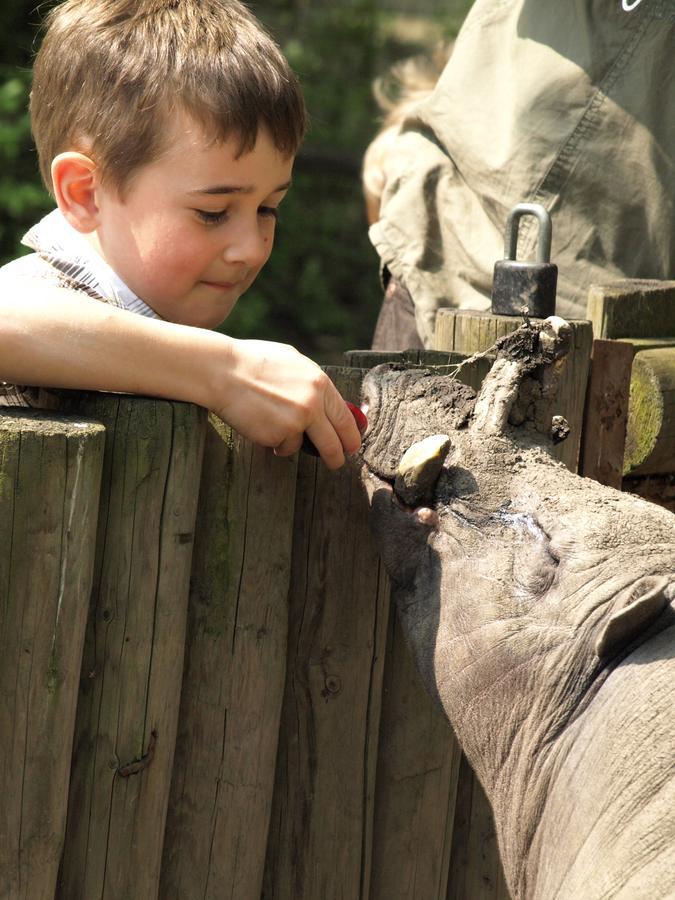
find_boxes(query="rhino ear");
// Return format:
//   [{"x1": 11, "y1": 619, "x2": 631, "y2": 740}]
[{"x1": 595, "y1": 576, "x2": 672, "y2": 660}]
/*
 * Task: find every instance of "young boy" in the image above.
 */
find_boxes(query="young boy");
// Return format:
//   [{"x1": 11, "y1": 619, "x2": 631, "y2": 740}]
[{"x1": 0, "y1": 0, "x2": 361, "y2": 470}]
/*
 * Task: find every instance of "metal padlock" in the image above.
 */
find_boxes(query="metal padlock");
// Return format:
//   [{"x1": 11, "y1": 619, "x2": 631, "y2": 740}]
[{"x1": 491, "y1": 203, "x2": 558, "y2": 318}]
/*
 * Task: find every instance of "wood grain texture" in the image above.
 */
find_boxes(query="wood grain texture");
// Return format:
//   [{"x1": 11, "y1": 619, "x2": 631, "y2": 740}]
[
  {"x1": 345, "y1": 350, "x2": 468, "y2": 369},
  {"x1": 161, "y1": 417, "x2": 298, "y2": 900},
  {"x1": 263, "y1": 367, "x2": 390, "y2": 900},
  {"x1": 586, "y1": 280, "x2": 675, "y2": 340},
  {"x1": 345, "y1": 349, "x2": 482, "y2": 900},
  {"x1": 434, "y1": 309, "x2": 593, "y2": 472},
  {"x1": 446, "y1": 758, "x2": 511, "y2": 900},
  {"x1": 579, "y1": 339, "x2": 634, "y2": 488},
  {"x1": 369, "y1": 613, "x2": 463, "y2": 900},
  {"x1": 0, "y1": 410, "x2": 104, "y2": 900},
  {"x1": 54, "y1": 395, "x2": 205, "y2": 900}
]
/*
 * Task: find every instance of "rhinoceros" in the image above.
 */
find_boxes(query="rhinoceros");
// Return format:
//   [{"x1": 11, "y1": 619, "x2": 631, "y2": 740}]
[{"x1": 359, "y1": 318, "x2": 675, "y2": 900}]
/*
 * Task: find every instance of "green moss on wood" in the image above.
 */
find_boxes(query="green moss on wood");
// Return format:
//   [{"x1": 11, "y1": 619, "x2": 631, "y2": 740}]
[{"x1": 624, "y1": 360, "x2": 662, "y2": 474}]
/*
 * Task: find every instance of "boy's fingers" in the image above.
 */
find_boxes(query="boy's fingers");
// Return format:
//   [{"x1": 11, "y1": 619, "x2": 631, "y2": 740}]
[
  {"x1": 304, "y1": 420, "x2": 345, "y2": 470},
  {"x1": 325, "y1": 389, "x2": 362, "y2": 456},
  {"x1": 273, "y1": 432, "x2": 304, "y2": 458}
]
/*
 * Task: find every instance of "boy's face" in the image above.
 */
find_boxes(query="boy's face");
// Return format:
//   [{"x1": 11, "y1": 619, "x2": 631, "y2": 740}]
[{"x1": 89, "y1": 114, "x2": 294, "y2": 328}]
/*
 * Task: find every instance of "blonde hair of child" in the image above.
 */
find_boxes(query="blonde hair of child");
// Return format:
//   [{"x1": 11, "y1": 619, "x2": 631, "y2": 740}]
[
  {"x1": 362, "y1": 42, "x2": 452, "y2": 223},
  {"x1": 30, "y1": 0, "x2": 307, "y2": 197}
]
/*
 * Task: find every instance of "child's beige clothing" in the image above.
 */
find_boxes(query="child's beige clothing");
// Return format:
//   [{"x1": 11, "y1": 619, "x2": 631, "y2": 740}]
[{"x1": 370, "y1": 0, "x2": 675, "y2": 348}]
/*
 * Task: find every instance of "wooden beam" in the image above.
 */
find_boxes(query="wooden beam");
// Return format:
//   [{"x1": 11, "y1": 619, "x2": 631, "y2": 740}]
[
  {"x1": 161, "y1": 417, "x2": 298, "y2": 899},
  {"x1": 263, "y1": 367, "x2": 391, "y2": 900},
  {"x1": 0, "y1": 409, "x2": 104, "y2": 900},
  {"x1": 369, "y1": 614, "x2": 463, "y2": 900},
  {"x1": 345, "y1": 349, "x2": 468, "y2": 369},
  {"x1": 54, "y1": 394, "x2": 206, "y2": 899},
  {"x1": 446, "y1": 756, "x2": 511, "y2": 900},
  {"x1": 343, "y1": 351, "x2": 473, "y2": 900},
  {"x1": 586, "y1": 280, "x2": 675, "y2": 339},
  {"x1": 579, "y1": 340, "x2": 634, "y2": 489}
]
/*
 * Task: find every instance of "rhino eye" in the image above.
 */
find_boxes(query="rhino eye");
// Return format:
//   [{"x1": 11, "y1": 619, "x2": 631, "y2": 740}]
[{"x1": 502, "y1": 513, "x2": 558, "y2": 597}]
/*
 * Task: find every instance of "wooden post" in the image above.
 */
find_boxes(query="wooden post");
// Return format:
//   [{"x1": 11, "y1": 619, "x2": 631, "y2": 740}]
[
  {"x1": 434, "y1": 309, "x2": 594, "y2": 472},
  {"x1": 586, "y1": 280, "x2": 675, "y2": 340},
  {"x1": 623, "y1": 348, "x2": 675, "y2": 476},
  {"x1": 54, "y1": 394, "x2": 205, "y2": 900},
  {"x1": 369, "y1": 615, "x2": 463, "y2": 900},
  {"x1": 262, "y1": 367, "x2": 391, "y2": 900},
  {"x1": 0, "y1": 409, "x2": 105, "y2": 900},
  {"x1": 345, "y1": 349, "x2": 468, "y2": 369},
  {"x1": 344, "y1": 351, "x2": 471, "y2": 900},
  {"x1": 446, "y1": 758, "x2": 511, "y2": 900},
  {"x1": 579, "y1": 340, "x2": 634, "y2": 488},
  {"x1": 160, "y1": 417, "x2": 298, "y2": 900},
  {"x1": 585, "y1": 280, "x2": 675, "y2": 492}
]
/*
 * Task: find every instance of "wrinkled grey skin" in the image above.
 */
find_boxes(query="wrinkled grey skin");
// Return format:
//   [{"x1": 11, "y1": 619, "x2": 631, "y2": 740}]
[{"x1": 360, "y1": 321, "x2": 675, "y2": 900}]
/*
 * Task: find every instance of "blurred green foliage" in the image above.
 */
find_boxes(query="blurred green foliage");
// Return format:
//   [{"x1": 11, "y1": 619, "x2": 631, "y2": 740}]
[
  {"x1": 0, "y1": 0, "x2": 471, "y2": 362},
  {"x1": 0, "y1": 66, "x2": 53, "y2": 265}
]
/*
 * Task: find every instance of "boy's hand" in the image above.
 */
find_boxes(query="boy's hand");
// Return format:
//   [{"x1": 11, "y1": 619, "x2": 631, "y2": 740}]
[
  {"x1": 0, "y1": 289, "x2": 360, "y2": 470},
  {"x1": 214, "y1": 339, "x2": 362, "y2": 469}
]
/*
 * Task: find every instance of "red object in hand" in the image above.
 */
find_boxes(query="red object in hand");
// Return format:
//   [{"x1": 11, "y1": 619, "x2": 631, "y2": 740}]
[
  {"x1": 346, "y1": 401, "x2": 368, "y2": 434},
  {"x1": 300, "y1": 401, "x2": 369, "y2": 456}
]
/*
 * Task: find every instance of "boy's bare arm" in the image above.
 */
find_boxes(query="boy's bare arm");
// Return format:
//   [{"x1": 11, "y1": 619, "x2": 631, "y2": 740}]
[{"x1": 0, "y1": 284, "x2": 360, "y2": 469}]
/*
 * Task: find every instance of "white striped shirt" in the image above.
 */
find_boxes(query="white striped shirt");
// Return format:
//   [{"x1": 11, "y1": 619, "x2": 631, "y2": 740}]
[{"x1": 0, "y1": 209, "x2": 160, "y2": 407}]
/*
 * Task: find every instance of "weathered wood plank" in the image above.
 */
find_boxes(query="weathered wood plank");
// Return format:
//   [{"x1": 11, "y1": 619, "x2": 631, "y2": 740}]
[
  {"x1": 369, "y1": 613, "x2": 463, "y2": 900},
  {"x1": 624, "y1": 348, "x2": 675, "y2": 476},
  {"x1": 446, "y1": 758, "x2": 511, "y2": 900},
  {"x1": 435, "y1": 309, "x2": 519, "y2": 358},
  {"x1": 161, "y1": 417, "x2": 297, "y2": 900},
  {"x1": 345, "y1": 350, "x2": 468, "y2": 369},
  {"x1": 263, "y1": 367, "x2": 390, "y2": 900},
  {"x1": 623, "y1": 474, "x2": 675, "y2": 513},
  {"x1": 345, "y1": 349, "x2": 491, "y2": 396},
  {"x1": 586, "y1": 280, "x2": 675, "y2": 340},
  {"x1": 0, "y1": 410, "x2": 104, "y2": 900},
  {"x1": 618, "y1": 337, "x2": 675, "y2": 352},
  {"x1": 434, "y1": 309, "x2": 593, "y2": 472},
  {"x1": 579, "y1": 339, "x2": 634, "y2": 488},
  {"x1": 54, "y1": 395, "x2": 205, "y2": 900},
  {"x1": 463, "y1": 774, "x2": 511, "y2": 900},
  {"x1": 344, "y1": 350, "x2": 473, "y2": 900}
]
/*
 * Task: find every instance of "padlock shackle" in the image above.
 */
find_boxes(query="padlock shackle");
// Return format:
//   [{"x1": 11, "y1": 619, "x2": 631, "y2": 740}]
[{"x1": 504, "y1": 202, "x2": 552, "y2": 264}]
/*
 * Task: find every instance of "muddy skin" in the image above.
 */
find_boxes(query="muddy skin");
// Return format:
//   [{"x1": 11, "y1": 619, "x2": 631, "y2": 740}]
[{"x1": 358, "y1": 319, "x2": 675, "y2": 900}]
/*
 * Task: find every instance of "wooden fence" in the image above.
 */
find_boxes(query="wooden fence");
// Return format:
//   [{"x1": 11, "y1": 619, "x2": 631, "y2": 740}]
[{"x1": 1, "y1": 280, "x2": 673, "y2": 900}]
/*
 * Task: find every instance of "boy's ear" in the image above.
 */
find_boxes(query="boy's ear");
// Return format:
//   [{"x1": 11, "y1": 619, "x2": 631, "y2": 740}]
[{"x1": 51, "y1": 152, "x2": 101, "y2": 233}]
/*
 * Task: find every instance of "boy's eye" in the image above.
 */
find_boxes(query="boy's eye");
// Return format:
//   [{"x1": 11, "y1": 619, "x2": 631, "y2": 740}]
[
  {"x1": 258, "y1": 206, "x2": 279, "y2": 221},
  {"x1": 194, "y1": 208, "x2": 228, "y2": 225}
]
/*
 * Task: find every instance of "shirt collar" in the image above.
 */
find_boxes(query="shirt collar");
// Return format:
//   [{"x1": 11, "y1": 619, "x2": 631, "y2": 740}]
[{"x1": 22, "y1": 209, "x2": 160, "y2": 320}]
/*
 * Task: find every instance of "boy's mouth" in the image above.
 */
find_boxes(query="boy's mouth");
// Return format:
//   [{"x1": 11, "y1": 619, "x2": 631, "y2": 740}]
[{"x1": 201, "y1": 280, "x2": 240, "y2": 291}]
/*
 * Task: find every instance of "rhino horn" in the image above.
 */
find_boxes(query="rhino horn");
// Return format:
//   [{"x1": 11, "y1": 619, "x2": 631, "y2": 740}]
[{"x1": 394, "y1": 434, "x2": 451, "y2": 507}]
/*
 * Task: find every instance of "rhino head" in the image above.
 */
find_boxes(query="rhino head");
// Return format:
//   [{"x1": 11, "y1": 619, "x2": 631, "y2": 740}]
[{"x1": 359, "y1": 319, "x2": 675, "y2": 900}]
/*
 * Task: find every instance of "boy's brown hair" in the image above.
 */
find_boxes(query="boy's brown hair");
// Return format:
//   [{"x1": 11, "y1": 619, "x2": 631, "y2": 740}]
[{"x1": 31, "y1": 0, "x2": 307, "y2": 197}]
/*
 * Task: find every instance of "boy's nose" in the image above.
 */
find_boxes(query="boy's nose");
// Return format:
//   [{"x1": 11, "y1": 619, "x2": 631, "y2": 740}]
[{"x1": 222, "y1": 222, "x2": 270, "y2": 268}]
